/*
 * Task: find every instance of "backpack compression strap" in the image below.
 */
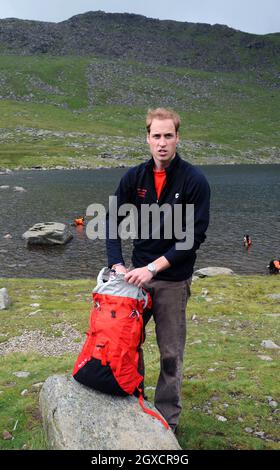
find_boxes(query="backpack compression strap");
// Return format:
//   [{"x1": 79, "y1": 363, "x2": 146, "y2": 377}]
[{"x1": 138, "y1": 388, "x2": 169, "y2": 430}]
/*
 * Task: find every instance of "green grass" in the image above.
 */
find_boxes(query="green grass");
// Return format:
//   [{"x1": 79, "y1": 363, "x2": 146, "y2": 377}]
[
  {"x1": 0, "y1": 55, "x2": 279, "y2": 168},
  {"x1": 0, "y1": 275, "x2": 279, "y2": 449}
]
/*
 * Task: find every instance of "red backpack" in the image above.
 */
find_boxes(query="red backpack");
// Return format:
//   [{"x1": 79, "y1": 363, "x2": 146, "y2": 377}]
[{"x1": 73, "y1": 268, "x2": 169, "y2": 428}]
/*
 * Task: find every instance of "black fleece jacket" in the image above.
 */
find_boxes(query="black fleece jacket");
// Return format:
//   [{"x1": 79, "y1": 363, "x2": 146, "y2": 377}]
[{"x1": 106, "y1": 153, "x2": 210, "y2": 281}]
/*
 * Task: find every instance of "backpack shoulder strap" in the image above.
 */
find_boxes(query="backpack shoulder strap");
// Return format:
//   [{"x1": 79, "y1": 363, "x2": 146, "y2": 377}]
[{"x1": 137, "y1": 389, "x2": 169, "y2": 430}]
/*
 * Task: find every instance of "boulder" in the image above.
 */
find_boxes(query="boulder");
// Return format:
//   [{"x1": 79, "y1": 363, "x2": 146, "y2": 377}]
[
  {"x1": 0, "y1": 288, "x2": 12, "y2": 310},
  {"x1": 194, "y1": 267, "x2": 234, "y2": 277},
  {"x1": 39, "y1": 375, "x2": 181, "y2": 450},
  {"x1": 22, "y1": 222, "x2": 73, "y2": 245}
]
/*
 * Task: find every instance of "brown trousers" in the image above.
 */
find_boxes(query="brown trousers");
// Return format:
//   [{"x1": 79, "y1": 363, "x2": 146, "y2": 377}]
[{"x1": 140, "y1": 277, "x2": 192, "y2": 429}]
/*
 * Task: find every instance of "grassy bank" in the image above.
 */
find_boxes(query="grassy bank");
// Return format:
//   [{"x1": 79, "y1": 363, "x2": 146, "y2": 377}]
[
  {"x1": 0, "y1": 55, "x2": 280, "y2": 168},
  {"x1": 0, "y1": 275, "x2": 279, "y2": 449}
]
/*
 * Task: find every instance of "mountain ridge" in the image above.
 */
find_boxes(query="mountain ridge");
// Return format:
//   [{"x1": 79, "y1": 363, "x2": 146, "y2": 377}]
[{"x1": 0, "y1": 10, "x2": 279, "y2": 71}]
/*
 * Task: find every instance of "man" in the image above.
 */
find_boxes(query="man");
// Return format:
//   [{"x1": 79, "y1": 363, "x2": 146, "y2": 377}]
[{"x1": 106, "y1": 108, "x2": 210, "y2": 432}]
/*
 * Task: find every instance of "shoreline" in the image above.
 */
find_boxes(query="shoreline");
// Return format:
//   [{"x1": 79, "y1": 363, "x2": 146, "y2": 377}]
[
  {"x1": 1, "y1": 160, "x2": 280, "y2": 173},
  {"x1": 0, "y1": 273, "x2": 274, "y2": 282}
]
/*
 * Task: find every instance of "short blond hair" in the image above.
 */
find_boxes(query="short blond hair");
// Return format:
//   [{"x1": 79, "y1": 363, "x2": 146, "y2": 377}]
[{"x1": 146, "y1": 107, "x2": 181, "y2": 134}]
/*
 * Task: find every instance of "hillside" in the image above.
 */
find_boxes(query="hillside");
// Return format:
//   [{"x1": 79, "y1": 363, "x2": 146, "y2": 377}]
[
  {"x1": 0, "y1": 11, "x2": 279, "y2": 169},
  {"x1": 0, "y1": 11, "x2": 280, "y2": 71}
]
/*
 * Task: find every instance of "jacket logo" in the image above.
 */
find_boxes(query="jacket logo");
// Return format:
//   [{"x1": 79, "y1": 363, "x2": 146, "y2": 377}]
[
  {"x1": 175, "y1": 193, "x2": 180, "y2": 199},
  {"x1": 137, "y1": 187, "x2": 147, "y2": 198}
]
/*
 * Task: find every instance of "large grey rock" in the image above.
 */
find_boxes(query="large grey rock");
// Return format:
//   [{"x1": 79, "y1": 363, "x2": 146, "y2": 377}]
[
  {"x1": 22, "y1": 222, "x2": 73, "y2": 245},
  {"x1": 194, "y1": 267, "x2": 234, "y2": 277},
  {"x1": 39, "y1": 375, "x2": 181, "y2": 450},
  {"x1": 0, "y1": 288, "x2": 11, "y2": 310}
]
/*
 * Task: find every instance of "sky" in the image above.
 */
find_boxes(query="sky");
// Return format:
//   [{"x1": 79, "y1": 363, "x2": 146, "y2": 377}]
[{"x1": 0, "y1": 0, "x2": 279, "y2": 35}]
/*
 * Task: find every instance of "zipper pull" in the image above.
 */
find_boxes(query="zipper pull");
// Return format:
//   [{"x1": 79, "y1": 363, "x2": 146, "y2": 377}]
[{"x1": 129, "y1": 309, "x2": 140, "y2": 319}]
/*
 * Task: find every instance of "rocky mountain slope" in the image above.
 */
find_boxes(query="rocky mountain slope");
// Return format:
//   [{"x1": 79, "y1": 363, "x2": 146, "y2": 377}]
[
  {"x1": 0, "y1": 10, "x2": 280, "y2": 72},
  {"x1": 0, "y1": 11, "x2": 279, "y2": 168}
]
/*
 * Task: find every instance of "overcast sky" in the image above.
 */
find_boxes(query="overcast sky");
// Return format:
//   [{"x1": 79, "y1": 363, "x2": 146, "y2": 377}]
[{"x1": 0, "y1": 0, "x2": 279, "y2": 35}]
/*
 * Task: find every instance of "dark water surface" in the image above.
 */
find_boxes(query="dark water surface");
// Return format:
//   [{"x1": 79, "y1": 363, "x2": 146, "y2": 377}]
[{"x1": 0, "y1": 165, "x2": 279, "y2": 279}]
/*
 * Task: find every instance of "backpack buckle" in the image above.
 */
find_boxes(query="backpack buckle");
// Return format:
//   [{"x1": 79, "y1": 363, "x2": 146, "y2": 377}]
[{"x1": 129, "y1": 309, "x2": 140, "y2": 319}]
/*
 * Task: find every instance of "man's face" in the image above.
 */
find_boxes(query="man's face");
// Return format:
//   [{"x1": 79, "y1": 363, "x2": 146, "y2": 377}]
[{"x1": 147, "y1": 118, "x2": 179, "y2": 169}]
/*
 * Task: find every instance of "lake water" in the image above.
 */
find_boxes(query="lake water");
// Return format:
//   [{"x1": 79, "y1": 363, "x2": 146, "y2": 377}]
[{"x1": 0, "y1": 164, "x2": 279, "y2": 279}]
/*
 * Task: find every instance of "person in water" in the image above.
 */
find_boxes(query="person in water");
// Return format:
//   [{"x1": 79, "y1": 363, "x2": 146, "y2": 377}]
[
  {"x1": 243, "y1": 234, "x2": 251, "y2": 248},
  {"x1": 74, "y1": 217, "x2": 85, "y2": 226},
  {"x1": 268, "y1": 259, "x2": 280, "y2": 274}
]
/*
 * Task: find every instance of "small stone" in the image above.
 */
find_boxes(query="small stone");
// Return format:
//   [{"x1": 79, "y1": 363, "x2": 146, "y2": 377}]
[
  {"x1": 267, "y1": 294, "x2": 280, "y2": 300},
  {"x1": 245, "y1": 427, "x2": 253, "y2": 433},
  {"x1": 269, "y1": 401, "x2": 278, "y2": 408},
  {"x1": 21, "y1": 389, "x2": 28, "y2": 396},
  {"x1": 3, "y1": 430, "x2": 13, "y2": 440},
  {"x1": 238, "y1": 417, "x2": 244, "y2": 423},
  {"x1": 32, "y1": 382, "x2": 44, "y2": 389},
  {"x1": 210, "y1": 395, "x2": 220, "y2": 402},
  {"x1": 191, "y1": 314, "x2": 197, "y2": 321},
  {"x1": 217, "y1": 415, "x2": 227, "y2": 422},
  {"x1": 0, "y1": 288, "x2": 12, "y2": 310},
  {"x1": 30, "y1": 303, "x2": 40, "y2": 308},
  {"x1": 254, "y1": 431, "x2": 265, "y2": 438},
  {"x1": 13, "y1": 371, "x2": 30, "y2": 378},
  {"x1": 257, "y1": 355, "x2": 273, "y2": 361},
  {"x1": 208, "y1": 368, "x2": 216, "y2": 372}
]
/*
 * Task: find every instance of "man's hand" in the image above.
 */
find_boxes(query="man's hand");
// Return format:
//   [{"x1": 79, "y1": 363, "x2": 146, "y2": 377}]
[
  {"x1": 124, "y1": 267, "x2": 153, "y2": 287},
  {"x1": 112, "y1": 264, "x2": 128, "y2": 274}
]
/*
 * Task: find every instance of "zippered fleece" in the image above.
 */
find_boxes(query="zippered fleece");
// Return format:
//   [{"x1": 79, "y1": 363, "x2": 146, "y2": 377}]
[{"x1": 106, "y1": 153, "x2": 210, "y2": 281}]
